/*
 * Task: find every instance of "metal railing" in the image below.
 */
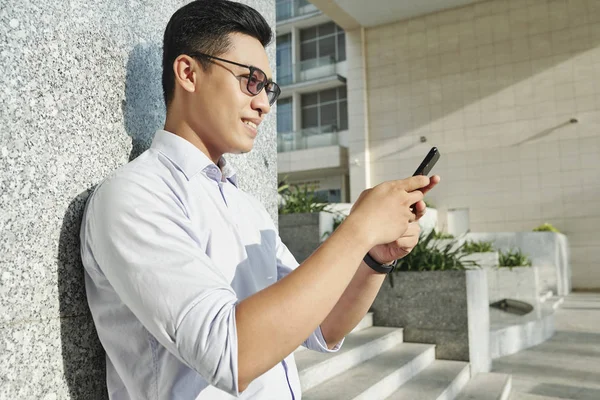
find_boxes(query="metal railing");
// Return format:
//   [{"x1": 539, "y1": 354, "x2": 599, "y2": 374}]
[
  {"x1": 277, "y1": 55, "x2": 338, "y2": 87},
  {"x1": 277, "y1": 125, "x2": 339, "y2": 152},
  {"x1": 276, "y1": 0, "x2": 320, "y2": 22}
]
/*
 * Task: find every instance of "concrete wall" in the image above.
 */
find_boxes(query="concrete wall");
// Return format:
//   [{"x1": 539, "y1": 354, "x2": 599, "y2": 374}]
[
  {"x1": 361, "y1": 0, "x2": 600, "y2": 289},
  {"x1": 0, "y1": 0, "x2": 277, "y2": 398}
]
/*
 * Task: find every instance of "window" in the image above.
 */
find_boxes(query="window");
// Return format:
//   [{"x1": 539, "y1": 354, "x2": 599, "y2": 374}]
[
  {"x1": 276, "y1": 34, "x2": 293, "y2": 85},
  {"x1": 301, "y1": 87, "x2": 348, "y2": 132},
  {"x1": 315, "y1": 189, "x2": 341, "y2": 203},
  {"x1": 277, "y1": 98, "x2": 293, "y2": 133},
  {"x1": 299, "y1": 22, "x2": 346, "y2": 64}
]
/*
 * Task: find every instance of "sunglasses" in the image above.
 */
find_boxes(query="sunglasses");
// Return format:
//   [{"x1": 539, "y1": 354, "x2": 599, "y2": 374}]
[{"x1": 189, "y1": 52, "x2": 281, "y2": 106}]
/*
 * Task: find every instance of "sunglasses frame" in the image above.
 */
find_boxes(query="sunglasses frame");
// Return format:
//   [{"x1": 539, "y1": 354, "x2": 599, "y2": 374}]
[{"x1": 188, "y1": 52, "x2": 281, "y2": 106}]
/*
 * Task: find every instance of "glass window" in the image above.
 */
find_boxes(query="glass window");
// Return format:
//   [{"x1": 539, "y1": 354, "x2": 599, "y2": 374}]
[
  {"x1": 300, "y1": 41, "x2": 317, "y2": 61},
  {"x1": 319, "y1": 22, "x2": 336, "y2": 36},
  {"x1": 301, "y1": 93, "x2": 319, "y2": 107},
  {"x1": 339, "y1": 100, "x2": 348, "y2": 130},
  {"x1": 302, "y1": 107, "x2": 319, "y2": 128},
  {"x1": 301, "y1": 87, "x2": 349, "y2": 132},
  {"x1": 301, "y1": 27, "x2": 317, "y2": 41},
  {"x1": 277, "y1": 33, "x2": 293, "y2": 85},
  {"x1": 277, "y1": 98, "x2": 293, "y2": 133},
  {"x1": 315, "y1": 189, "x2": 341, "y2": 203},
  {"x1": 337, "y1": 34, "x2": 346, "y2": 61},
  {"x1": 320, "y1": 103, "x2": 338, "y2": 129},
  {"x1": 319, "y1": 36, "x2": 336, "y2": 59},
  {"x1": 320, "y1": 88, "x2": 337, "y2": 103},
  {"x1": 300, "y1": 22, "x2": 346, "y2": 63}
]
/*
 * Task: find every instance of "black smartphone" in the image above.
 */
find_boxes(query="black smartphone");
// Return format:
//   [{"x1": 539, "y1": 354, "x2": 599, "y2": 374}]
[{"x1": 413, "y1": 147, "x2": 440, "y2": 176}]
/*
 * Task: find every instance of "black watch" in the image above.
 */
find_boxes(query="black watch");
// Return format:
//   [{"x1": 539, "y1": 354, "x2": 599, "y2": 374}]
[{"x1": 363, "y1": 252, "x2": 397, "y2": 274}]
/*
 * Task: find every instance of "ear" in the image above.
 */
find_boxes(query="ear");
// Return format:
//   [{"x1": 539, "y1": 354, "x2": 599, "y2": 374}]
[{"x1": 172, "y1": 55, "x2": 198, "y2": 95}]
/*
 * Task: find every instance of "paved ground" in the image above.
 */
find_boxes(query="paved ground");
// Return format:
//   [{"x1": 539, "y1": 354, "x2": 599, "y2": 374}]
[{"x1": 492, "y1": 293, "x2": 600, "y2": 400}]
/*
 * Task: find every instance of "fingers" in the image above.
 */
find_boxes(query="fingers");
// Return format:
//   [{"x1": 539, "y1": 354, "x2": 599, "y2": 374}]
[
  {"x1": 420, "y1": 175, "x2": 441, "y2": 196},
  {"x1": 413, "y1": 200, "x2": 427, "y2": 220},
  {"x1": 406, "y1": 189, "x2": 424, "y2": 206},
  {"x1": 402, "y1": 175, "x2": 430, "y2": 192}
]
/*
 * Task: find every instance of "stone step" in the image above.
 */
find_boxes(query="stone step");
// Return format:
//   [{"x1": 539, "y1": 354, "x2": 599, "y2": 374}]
[
  {"x1": 384, "y1": 360, "x2": 470, "y2": 400},
  {"x1": 294, "y1": 313, "x2": 374, "y2": 354},
  {"x1": 297, "y1": 326, "x2": 404, "y2": 392},
  {"x1": 302, "y1": 343, "x2": 435, "y2": 400},
  {"x1": 456, "y1": 372, "x2": 512, "y2": 400},
  {"x1": 352, "y1": 312, "x2": 374, "y2": 333},
  {"x1": 510, "y1": 393, "x2": 569, "y2": 400}
]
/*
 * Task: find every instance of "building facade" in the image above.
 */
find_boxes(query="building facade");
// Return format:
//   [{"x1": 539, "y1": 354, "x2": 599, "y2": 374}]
[
  {"x1": 277, "y1": 0, "x2": 600, "y2": 290},
  {"x1": 275, "y1": 0, "x2": 350, "y2": 202}
]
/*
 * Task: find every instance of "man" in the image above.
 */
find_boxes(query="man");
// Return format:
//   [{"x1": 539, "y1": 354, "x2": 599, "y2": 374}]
[{"x1": 80, "y1": 1, "x2": 440, "y2": 399}]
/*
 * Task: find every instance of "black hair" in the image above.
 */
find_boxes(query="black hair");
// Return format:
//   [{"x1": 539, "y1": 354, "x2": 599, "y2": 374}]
[{"x1": 162, "y1": 0, "x2": 273, "y2": 107}]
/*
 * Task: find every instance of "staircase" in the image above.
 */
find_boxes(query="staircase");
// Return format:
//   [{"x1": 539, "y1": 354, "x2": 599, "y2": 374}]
[{"x1": 296, "y1": 313, "x2": 512, "y2": 400}]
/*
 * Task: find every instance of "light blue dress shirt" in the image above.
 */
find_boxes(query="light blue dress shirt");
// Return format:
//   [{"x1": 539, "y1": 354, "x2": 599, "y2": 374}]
[{"x1": 80, "y1": 130, "x2": 342, "y2": 399}]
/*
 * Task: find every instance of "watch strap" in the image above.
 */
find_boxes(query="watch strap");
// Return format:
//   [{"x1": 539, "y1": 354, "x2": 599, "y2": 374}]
[{"x1": 363, "y1": 252, "x2": 397, "y2": 274}]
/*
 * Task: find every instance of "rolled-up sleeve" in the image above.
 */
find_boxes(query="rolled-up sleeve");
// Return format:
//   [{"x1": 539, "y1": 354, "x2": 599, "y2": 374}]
[
  {"x1": 84, "y1": 176, "x2": 240, "y2": 396},
  {"x1": 274, "y1": 234, "x2": 344, "y2": 353}
]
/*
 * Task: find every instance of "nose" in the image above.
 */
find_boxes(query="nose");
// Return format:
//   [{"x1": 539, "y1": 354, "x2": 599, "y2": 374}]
[{"x1": 250, "y1": 89, "x2": 271, "y2": 116}]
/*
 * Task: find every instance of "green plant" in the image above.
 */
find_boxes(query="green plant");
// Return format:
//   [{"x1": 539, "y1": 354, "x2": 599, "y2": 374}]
[
  {"x1": 498, "y1": 249, "x2": 532, "y2": 269},
  {"x1": 278, "y1": 181, "x2": 330, "y2": 215},
  {"x1": 432, "y1": 230, "x2": 455, "y2": 239},
  {"x1": 462, "y1": 240, "x2": 495, "y2": 254},
  {"x1": 389, "y1": 229, "x2": 479, "y2": 286},
  {"x1": 533, "y1": 222, "x2": 560, "y2": 233}
]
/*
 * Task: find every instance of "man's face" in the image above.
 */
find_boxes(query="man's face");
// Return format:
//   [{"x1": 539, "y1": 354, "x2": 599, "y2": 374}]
[{"x1": 186, "y1": 33, "x2": 273, "y2": 158}]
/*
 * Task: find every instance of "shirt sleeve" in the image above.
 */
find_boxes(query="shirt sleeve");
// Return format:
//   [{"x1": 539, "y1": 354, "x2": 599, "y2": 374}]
[
  {"x1": 83, "y1": 175, "x2": 240, "y2": 396},
  {"x1": 274, "y1": 233, "x2": 344, "y2": 353}
]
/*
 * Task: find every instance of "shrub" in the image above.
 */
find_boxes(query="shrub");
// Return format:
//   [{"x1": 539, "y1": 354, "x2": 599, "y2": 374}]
[
  {"x1": 463, "y1": 240, "x2": 495, "y2": 254},
  {"x1": 432, "y1": 230, "x2": 455, "y2": 239},
  {"x1": 533, "y1": 222, "x2": 560, "y2": 233},
  {"x1": 389, "y1": 229, "x2": 479, "y2": 286},
  {"x1": 278, "y1": 182, "x2": 330, "y2": 215},
  {"x1": 498, "y1": 249, "x2": 532, "y2": 268}
]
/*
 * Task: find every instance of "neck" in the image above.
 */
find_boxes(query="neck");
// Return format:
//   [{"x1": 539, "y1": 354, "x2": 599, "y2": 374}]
[{"x1": 163, "y1": 115, "x2": 222, "y2": 165}]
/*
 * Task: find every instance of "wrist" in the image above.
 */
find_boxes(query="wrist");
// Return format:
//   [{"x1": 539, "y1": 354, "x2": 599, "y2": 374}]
[
  {"x1": 363, "y1": 252, "x2": 396, "y2": 274},
  {"x1": 340, "y1": 214, "x2": 376, "y2": 253}
]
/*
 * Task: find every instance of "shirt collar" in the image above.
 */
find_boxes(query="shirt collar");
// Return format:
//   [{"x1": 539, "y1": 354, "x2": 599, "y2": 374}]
[{"x1": 150, "y1": 130, "x2": 238, "y2": 187}]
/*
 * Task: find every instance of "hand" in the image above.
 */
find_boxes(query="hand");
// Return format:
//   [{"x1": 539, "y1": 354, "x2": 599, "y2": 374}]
[
  {"x1": 366, "y1": 175, "x2": 441, "y2": 265},
  {"x1": 411, "y1": 175, "x2": 441, "y2": 221},
  {"x1": 368, "y1": 222, "x2": 421, "y2": 264},
  {"x1": 347, "y1": 175, "x2": 429, "y2": 248}
]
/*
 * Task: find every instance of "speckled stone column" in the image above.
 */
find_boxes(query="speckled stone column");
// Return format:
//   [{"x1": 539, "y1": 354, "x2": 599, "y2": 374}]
[{"x1": 0, "y1": 1, "x2": 276, "y2": 398}]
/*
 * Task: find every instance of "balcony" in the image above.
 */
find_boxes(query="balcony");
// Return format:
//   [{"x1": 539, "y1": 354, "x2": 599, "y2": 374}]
[
  {"x1": 277, "y1": 55, "x2": 345, "y2": 87},
  {"x1": 277, "y1": 125, "x2": 340, "y2": 153},
  {"x1": 276, "y1": 0, "x2": 320, "y2": 23}
]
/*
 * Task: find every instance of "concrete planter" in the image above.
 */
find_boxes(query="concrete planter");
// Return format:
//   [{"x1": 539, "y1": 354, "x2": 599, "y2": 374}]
[
  {"x1": 466, "y1": 232, "x2": 570, "y2": 296},
  {"x1": 463, "y1": 252, "x2": 499, "y2": 269},
  {"x1": 488, "y1": 266, "x2": 540, "y2": 306},
  {"x1": 371, "y1": 269, "x2": 490, "y2": 374},
  {"x1": 279, "y1": 212, "x2": 335, "y2": 263}
]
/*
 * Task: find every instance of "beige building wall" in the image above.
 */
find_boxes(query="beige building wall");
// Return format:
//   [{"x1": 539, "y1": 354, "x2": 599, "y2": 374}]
[{"x1": 357, "y1": 0, "x2": 600, "y2": 289}]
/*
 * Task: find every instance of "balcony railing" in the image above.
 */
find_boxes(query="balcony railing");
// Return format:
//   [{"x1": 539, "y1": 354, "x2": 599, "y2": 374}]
[
  {"x1": 277, "y1": 125, "x2": 339, "y2": 152},
  {"x1": 276, "y1": 0, "x2": 320, "y2": 22},
  {"x1": 277, "y1": 55, "x2": 338, "y2": 86}
]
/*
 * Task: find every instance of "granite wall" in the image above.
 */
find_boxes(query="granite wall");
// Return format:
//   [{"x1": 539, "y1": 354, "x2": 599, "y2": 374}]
[{"x1": 0, "y1": 1, "x2": 277, "y2": 398}]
